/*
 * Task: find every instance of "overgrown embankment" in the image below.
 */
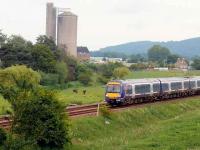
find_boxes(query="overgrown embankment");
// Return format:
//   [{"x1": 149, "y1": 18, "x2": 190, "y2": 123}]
[{"x1": 71, "y1": 97, "x2": 200, "y2": 150}]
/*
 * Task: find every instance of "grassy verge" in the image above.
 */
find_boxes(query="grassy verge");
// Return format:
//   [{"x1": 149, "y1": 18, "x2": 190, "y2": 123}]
[{"x1": 70, "y1": 97, "x2": 200, "y2": 149}]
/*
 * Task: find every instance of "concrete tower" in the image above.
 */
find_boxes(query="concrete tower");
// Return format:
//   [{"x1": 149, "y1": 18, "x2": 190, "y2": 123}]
[
  {"x1": 57, "y1": 11, "x2": 78, "y2": 57},
  {"x1": 46, "y1": 3, "x2": 57, "y2": 41}
]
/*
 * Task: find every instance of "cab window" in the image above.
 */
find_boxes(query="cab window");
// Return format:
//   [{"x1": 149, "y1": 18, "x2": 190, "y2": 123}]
[{"x1": 106, "y1": 84, "x2": 121, "y2": 93}]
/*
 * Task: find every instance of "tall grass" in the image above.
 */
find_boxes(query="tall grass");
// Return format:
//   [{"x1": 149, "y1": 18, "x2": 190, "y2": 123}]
[{"x1": 71, "y1": 97, "x2": 200, "y2": 149}]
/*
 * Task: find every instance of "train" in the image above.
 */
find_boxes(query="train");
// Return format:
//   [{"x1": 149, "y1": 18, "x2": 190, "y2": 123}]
[{"x1": 105, "y1": 77, "x2": 200, "y2": 106}]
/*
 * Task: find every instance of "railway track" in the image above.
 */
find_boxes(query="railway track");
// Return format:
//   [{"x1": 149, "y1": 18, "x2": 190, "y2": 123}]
[
  {"x1": 0, "y1": 103, "x2": 104, "y2": 129},
  {"x1": 1, "y1": 95, "x2": 199, "y2": 130}
]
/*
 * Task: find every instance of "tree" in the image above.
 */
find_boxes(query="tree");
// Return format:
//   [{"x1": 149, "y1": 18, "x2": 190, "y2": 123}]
[
  {"x1": 129, "y1": 63, "x2": 148, "y2": 71},
  {"x1": 148, "y1": 45, "x2": 171, "y2": 62},
  {"x1": 55, "y1": 61, "x2": 68, "y2": 84},
  {"x1": 98, "y1": 62, "x2": 124, "y2": 79},
  {"x1": 0, "y1": 35, "x2": 33, "y2": 68},
  {"x1": 127, "y1": 54, "x2": 146, "y2": 63},
  {"x1": 77, "y1": 64, "x2": 92, "y2": 85},
  {"x1": 191, "y1": 57, "x2": 200, "y2": 70},
  {"x1": 167, "y1": 54, "x2": 179, "y2": 64},
  {"x1": 113, "y1": 67, "x2": 130, "y2": 79},
  {"x1": 31, "y1": 44, "x2": 56, "y2": 73},
  {"x1": 13, "y1": 88, "x2": 70, "y2": 149},
  {"x1": 0, "y1": 30, "x2": 7, "y2": 48},
  {"x1": 78, "y1": 73, "x2": 92, "y2": 85},
  {"x1": 36, "y1": 35, "x2": 57, "y2": 51},
  {"x1": 0, "y1": 65, "x2": 41, "y2": 106},
  {"x1": 0, "y1": 128, "x2": 7, "y2": 145}
]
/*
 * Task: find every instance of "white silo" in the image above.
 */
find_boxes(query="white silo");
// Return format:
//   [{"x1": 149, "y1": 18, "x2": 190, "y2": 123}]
[
  {"x1": 46, "y1": 3, "x2": 57, "y2": 41},
  {"x1": 57, "y1": 11, "x2": 78, "y2": 57}
]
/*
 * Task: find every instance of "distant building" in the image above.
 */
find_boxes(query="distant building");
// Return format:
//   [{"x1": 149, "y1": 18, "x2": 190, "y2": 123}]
[
  {"x1": 77, "y1": 47, "x2": 90, "y2": 61},
  {"x1": 175, "y1": 58, "x2": 189, "y2": 71},
  {"x1": 46, "y1": 3, "x2": 78, "y2": 57}
]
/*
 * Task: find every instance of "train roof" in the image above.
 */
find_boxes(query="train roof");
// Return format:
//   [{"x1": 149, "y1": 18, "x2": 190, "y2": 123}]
[{"x1": 122, "y1": 76, "x2": 200, "y2": 84}]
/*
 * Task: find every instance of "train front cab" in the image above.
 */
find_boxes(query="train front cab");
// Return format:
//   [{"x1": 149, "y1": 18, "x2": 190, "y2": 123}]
[{"x1": 105, "y1": 81, "x2": 125, "y2": 105}]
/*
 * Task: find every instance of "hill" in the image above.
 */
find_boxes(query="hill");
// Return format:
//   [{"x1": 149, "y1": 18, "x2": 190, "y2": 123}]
[{"x1": 92, "y1": 37, "x2": 200, "y2": 58}]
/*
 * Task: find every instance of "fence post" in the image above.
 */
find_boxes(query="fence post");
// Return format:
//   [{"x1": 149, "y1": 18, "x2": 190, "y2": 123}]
[{"x1": 97, "y1": 103, "x2": 100, "y2": 116}]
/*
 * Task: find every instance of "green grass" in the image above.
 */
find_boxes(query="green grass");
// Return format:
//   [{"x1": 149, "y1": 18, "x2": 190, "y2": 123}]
[
  {"x1": 70, "y1": 97, "x2": 200, "y2": 149},
  {"x1": 57, "y1": 85, "x2": 105, "y2": 105},
  {"x1": 126, "y1": 70, "x2": 200, "y2": 79},
  {"x1": 0, "y1": 95, "x2": 11, "y2": 115}
]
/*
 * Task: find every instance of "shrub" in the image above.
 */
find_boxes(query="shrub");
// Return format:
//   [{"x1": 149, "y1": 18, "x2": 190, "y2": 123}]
[
  {"x1": 40, "y1": 71, "x2": 59, "y2": 86},
  {"x1": 0, "y1": 128, "x2": 7, "y2": 145},
  {"x1": 13, "y1": 88, "x2": 70, "y2": 149},
  {"x1": 55, "y1": 61, "x2": 68, "y2": 84},
  {"x1": 97, "y1": 75, "x2": 110, "y2": 84},
  {"x1": 3, "y1": 134, "x2": 36, "y2": 150},
  {"x1": 100, "y1": 105, "x2": 111, "y2": 119},
  {"x1": 78, "y1": 73, "x2": 92, "y2": 85},
  {"x1": 113, "y1": 67, "x2": 130, "y2": 79},
  {"x1": 0, "y1": 65, "x2": 41, "y2": 106}
]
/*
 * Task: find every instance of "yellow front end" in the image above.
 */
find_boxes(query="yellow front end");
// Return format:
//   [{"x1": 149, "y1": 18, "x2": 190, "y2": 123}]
[
  {"x1": 106, "y1": 93, "x2": 121, "y2": 100},
  {"x1": 105, "y1": 81, "x2": 122, "y2": 104}
]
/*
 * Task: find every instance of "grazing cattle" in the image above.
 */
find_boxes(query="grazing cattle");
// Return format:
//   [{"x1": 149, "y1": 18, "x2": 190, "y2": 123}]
[
  {"x1": 73, "y1": 89, "x2": 78, "y2": 94},
  {"x1": 83, "y1": 90, "x2": 86, "y2": 95}
]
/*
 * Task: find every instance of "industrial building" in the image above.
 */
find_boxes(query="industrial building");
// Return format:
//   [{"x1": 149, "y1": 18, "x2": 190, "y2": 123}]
[{"x1": 46, "y1": 3, "x2": 78, "y2": 57}]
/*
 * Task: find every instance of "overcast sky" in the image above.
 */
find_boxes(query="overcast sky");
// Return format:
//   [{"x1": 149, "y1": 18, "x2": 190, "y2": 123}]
[{"x1": 0, "y1": 0, "x2": 200, "y2": 50}]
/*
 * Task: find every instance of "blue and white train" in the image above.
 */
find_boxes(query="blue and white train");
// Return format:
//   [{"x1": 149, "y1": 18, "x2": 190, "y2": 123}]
[{"x1": 105, "y1": 77, "x2": 200, "y2": 105}]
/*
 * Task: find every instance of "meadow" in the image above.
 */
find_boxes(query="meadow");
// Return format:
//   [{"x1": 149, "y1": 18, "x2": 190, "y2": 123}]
[{"x1": 70, "y1": 96, "x2": 200, "y2": 150}]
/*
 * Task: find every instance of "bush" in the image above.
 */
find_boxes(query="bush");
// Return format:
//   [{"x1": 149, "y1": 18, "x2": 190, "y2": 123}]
[
  {"x1": 113, "y1": 67, "x2": 130, "y2": 79},
  {"x1": 3, "y1": 134, "x2": 37, "y2": 150},
  {"x1": 40, "y1": 72, "x2": 59, "y2": 86},
  {"x1": 0, "y1": 128, "x2": 7, "y2": 145},
  {"x1": 100, "y1": 105, "x2": 111, "y2": 119},
  {"x1": 78, "y1": 73, "x2": 92, "y2": 85},
  {"x1": 13, "y1": 88, "x2": 70, "y2": 149},
  {"x1": 55, "y1": 61, "x2": 68, "y2": 85},
  {"x1": 0, "y1": 65, "x2": 41, "y2": 105},
  {"x1": 97, "y1": 75, "x2": 110, "y2": 84}
]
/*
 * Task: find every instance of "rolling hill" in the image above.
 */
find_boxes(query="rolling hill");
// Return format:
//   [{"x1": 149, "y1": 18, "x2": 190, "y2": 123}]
[{"x1": 91, "y1": 37, "x2": 200, "y2": 58}]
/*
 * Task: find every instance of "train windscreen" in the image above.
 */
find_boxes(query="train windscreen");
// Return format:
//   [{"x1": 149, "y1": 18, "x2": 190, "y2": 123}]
[{"x1": 106, "y1": 84, "x2": 121, "y2": 93}]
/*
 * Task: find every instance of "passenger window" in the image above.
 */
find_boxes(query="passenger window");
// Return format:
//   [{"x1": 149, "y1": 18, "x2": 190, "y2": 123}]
[
  {"x1": 153, "y1": 84, "x2": 160, "y2": 92},
  {"x1": 171, "y1": 82, "x2": 182, "y2": 90},
  {"x1": 190, "y1": 81, "x2": 196, "y2": 89},
  {"x1": 135, "y1": 84, "x2": 150, "y2": 94},
  {"x1": 198, "y1": 80, "x2": 200, "y2": 87},
  {"x1": 126, "y1": 85, "x2": 132, "y2": 94},
  {"x1": 184, "y1": 81, "x2": 189, "y2": 89},
  {"x1": 162, "y1": 83, "x2": 169, "y2": 92}
]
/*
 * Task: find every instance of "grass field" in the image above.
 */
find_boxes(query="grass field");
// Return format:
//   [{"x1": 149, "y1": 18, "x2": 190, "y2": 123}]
[
  {"x1": 57, "y1": 85, "x2": 105, "y2": 105},
  {"x1": 70, "y1": 97, "x2": 200, "y2": 149},
  {"x1": 126, "y1": 70, "x2": 200, "y2": 79}
]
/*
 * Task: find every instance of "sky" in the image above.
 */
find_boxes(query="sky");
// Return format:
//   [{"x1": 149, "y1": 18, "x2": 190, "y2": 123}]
[{"x1": 0, "y1": 0, "x2": 200, "y2": 50}]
